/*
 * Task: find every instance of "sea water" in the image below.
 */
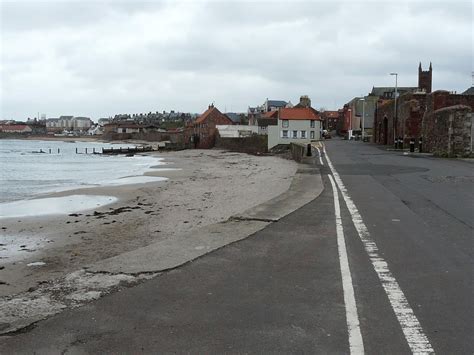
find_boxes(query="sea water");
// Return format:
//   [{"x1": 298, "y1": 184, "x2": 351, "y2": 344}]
[{"x1": 0, "y1": 139, "x2": 166, "y2": 204}]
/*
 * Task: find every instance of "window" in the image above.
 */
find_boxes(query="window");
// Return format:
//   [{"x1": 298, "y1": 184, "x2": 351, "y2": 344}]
[
  {"x1": 282, "y1": 120, "x2": 289, "y2": 128},
  {"x1": 310, "y1": 131, "x2": 315, "y2": 139},
  {"x1": 301, "y1": 130, "x2": 306, "y2": 139},
  {"x1": 310, "y1": 120, "x2": 315, "y2": 128},
  {"x1": 282, "y1": 130, "x2": 288, "y2": 138},
  {"x1": 292, "y1": 130, "x2": 298, "y2": 138}
]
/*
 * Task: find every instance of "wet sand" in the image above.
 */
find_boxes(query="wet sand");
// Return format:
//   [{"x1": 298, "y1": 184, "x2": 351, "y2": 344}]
[{"x1": 0, "y1": 149, "x2": 298, "y2": 297}]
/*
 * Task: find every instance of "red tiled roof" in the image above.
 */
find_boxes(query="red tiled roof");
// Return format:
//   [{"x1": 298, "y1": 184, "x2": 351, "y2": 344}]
[
  {"x1": 0, "y1": 124, "x2": 30, "y2": 130},
  {"x1": 323, "y1": 111, "x2": 339, "y2": 118},
  {"x1": 279, "y1": 107, "x2": 321, "y2": 120},
  {"x1": 195, "y1": 106, "x2": 233, "y2": 124},
  {"x1": 195, "y1": 107, "x2": 215, "y2": 124},
  {"x1": 262, "y1": 110, "x2": 278, "y2": 118}
]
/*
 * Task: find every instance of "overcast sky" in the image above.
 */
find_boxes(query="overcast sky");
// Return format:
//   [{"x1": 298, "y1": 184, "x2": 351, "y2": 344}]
[{"x1": 1, "y1": 0, "x2": 472, "y2": 120}]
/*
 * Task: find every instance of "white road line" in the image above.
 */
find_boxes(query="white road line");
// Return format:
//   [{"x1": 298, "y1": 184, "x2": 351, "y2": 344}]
[
  {"x1": 328, "y1": 174, "x2": 365, "y2": 354},
  {"x1": 316, "y1": 147, "x2": 324, "y2": 165},
  {"x1": 323, "y1": 145, "x2": 435, "y2": 354}
]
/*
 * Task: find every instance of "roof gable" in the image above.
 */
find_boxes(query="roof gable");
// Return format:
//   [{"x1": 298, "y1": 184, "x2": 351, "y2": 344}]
[
  {"x1": 195, "y1": 106, "x2": 233, "y2": 125},
  {"x1": 262, "y1": 110, "x2": 278, "y2": 118}
]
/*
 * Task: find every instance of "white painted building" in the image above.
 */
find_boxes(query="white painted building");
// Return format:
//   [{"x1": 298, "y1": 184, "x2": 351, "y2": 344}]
[
  {"x1": 216, "y1": 125, "x2": 258, "y2": 138},
  {"x1": 46, "y1": 116, "x2": 93, "y2": 133},
  {"x1": 267, "y1": 107, "x2": 322, "y2": 149}
]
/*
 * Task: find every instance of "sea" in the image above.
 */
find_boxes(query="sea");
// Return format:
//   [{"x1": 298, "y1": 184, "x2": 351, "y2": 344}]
[{"x1": 0, "y1": 139, "x2": 165, "y2": 204}]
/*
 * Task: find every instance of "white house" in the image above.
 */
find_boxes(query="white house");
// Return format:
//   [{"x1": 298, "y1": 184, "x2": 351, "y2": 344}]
[{"x1": 267, "y1": 107, "x2": 322, "y2": 149}]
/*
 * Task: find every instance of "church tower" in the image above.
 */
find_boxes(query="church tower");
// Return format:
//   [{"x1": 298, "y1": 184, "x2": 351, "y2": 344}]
[{"x1": 418, "y1": 62, "x2": 432, "y2": 93}]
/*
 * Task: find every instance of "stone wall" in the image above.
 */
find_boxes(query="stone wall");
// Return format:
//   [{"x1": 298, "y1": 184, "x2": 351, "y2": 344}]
[
  {"x1": 215, "y1": 134, "x2": 268, "y2": 155},
  {"x1": 290, "y1": 143, "x2": 307, "y2": 162},
  {"x1": 373, "y1": 99, "x2": 395, "y2": 145},
  {"x1": 397, "y1": 93, "x2": 427, "y2": 144},
  {"x1": 425, "y1": 91, "x2": 474, "y2": 113},
  {"x1": 422, "y1": 105, "x2": 472, "y2": 156},
  {"x1": 102, "y1": 131, "x2": 186, "y2": 147}
]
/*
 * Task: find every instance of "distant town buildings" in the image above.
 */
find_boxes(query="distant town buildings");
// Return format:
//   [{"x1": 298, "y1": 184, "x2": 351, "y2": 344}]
[
  {"x1": 248, "y1": 98, "x2": 292, "y2": 125},
  {"x1": 0, "y1": 124, "x2": 33, "y2": 134},
  {"x1": 341, "y1": 62, "x2": 435, "y2": 139},
  {"x1": 46, "y1": 116, "x2": 93, "y2": 133}
]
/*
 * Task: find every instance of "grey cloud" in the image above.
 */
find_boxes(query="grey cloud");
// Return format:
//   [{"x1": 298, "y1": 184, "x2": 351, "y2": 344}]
[{"x1": 1, "y1": 0, "x2": 472, "y2": 119}]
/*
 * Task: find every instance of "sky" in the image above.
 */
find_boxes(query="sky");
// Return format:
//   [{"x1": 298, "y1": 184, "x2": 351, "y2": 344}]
[{"x1": 1, "y1": 0, "x2": 472, "y2": 120}]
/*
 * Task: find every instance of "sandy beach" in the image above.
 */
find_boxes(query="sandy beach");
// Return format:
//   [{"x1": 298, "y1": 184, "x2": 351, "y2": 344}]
[{"x1": 0, "y1": 149, "x2": 298, "y2": 297}]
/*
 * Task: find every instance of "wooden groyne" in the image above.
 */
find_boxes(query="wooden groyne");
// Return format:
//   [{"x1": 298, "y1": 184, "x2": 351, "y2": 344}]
[
  {"x1": 100, "y1": 146, "x2": 153, "y2": 155},
  {"x1": 35, "y1": 146, "x2": 155, "y2": 155}
]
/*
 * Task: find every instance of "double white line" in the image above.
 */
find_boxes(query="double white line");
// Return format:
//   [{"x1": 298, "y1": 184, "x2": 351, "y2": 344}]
[{"x1": 324, "y1": 145, "x2": 434, "y2": 354}]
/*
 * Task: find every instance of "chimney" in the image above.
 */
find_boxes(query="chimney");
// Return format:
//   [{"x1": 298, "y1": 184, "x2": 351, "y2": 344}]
[{"x1": 299, "y1": 95, "x2": 311, "y2": 108}]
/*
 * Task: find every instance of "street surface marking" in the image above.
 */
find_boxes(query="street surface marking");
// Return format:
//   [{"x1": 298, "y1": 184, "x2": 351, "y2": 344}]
[
  {"x1": 316, "y1": 147, "x2": 324, "y2": 165},
  {"x1": 328, "y1": 174, "x2": 365, "y2": 354},
  {"x1": 323, "y1": 145, "x2": 435, "y2": 354}
]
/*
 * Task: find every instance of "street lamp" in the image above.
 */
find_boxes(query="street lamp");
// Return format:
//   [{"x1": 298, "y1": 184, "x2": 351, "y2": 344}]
[
  {"x1": 348, "y1": 108, "x2": 352, "y2": 139},
  {"x1": 390, "y1": 72, "x2": 398, "y2": 147},
  {"x1": 360, "y1": 97, "x2": 365, "y2": 140}
]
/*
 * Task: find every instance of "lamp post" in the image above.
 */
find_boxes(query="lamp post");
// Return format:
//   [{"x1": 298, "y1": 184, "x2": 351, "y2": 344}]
[
  {"x1": 360, "y1": 97, "x2": 365, "y2": 140},
  {"x1": 390, "y1": 72, "x2": 398, "y2": 146},
  {"x1": 348, "y1": 108, "x2": 352, "y2": 139}
]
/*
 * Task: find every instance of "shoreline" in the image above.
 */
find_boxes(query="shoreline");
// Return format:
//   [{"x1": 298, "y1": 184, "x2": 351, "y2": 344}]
[
  {"x1": 0, "y1": 138, "x2": 167, "y2": 207},
  {"x1": 0, "y1": 149, "x2": 299, "y2": 298}
]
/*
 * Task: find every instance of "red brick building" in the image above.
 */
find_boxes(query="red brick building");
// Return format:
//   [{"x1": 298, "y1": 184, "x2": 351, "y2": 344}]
[
  {"x1": 374, "y1": 90, "x2": 474, "y2": 151},
  {"x1": 337, "y1": 104, "x2": 352, "y2": 135},
  {"x1": 321, "y1": 111, "x2": 339, "y2": 131},
  {"x1": 186, "y1": 105, "x2": 234, "y2": 149}
]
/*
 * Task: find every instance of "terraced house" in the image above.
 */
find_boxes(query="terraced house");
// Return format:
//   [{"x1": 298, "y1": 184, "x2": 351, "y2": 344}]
[{"x1": 267, "y1": 107, "x2": 322, "y2": 149}]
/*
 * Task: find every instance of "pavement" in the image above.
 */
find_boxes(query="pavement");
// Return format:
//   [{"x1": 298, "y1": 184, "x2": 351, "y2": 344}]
[{"x1": 1, "y1": 140, "x2": 473, "y2": 354}]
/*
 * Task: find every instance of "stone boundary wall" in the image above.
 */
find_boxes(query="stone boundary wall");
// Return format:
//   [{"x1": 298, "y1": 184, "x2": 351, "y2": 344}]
[
  {"x1": 102, "y1": 131, "x2": 185, "y2": 145},
  {"x1": 290, "y1": 143, "x2": 306, "y2": 162},
  {"x1": 422, "y1": 105, "x2": 472, "y2": 156},
  {"x1": 215, "y1": 134, "x2": 268, "y2": 155}
]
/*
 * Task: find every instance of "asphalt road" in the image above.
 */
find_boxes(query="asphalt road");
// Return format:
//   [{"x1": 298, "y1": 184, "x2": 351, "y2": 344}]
[{"x1": 1, "y1": 140, "x2": 472, "y2": 354}]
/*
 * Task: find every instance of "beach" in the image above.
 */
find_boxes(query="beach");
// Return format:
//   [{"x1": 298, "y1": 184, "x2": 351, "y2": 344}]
[{"x1": 0, "y1": 149, "x2": 298, "y2": 297}]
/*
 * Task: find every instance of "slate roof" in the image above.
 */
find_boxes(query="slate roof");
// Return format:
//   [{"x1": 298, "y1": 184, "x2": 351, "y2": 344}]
[
  {"x1": 370, "y1": 87, "x2": 417, "y2": 96},
  {"x1": 225, "y1": 112, "x2": 241, "y2": 123},
  {"x1": 267, "y1": 100, "x2": 287, "y2": 107}
]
